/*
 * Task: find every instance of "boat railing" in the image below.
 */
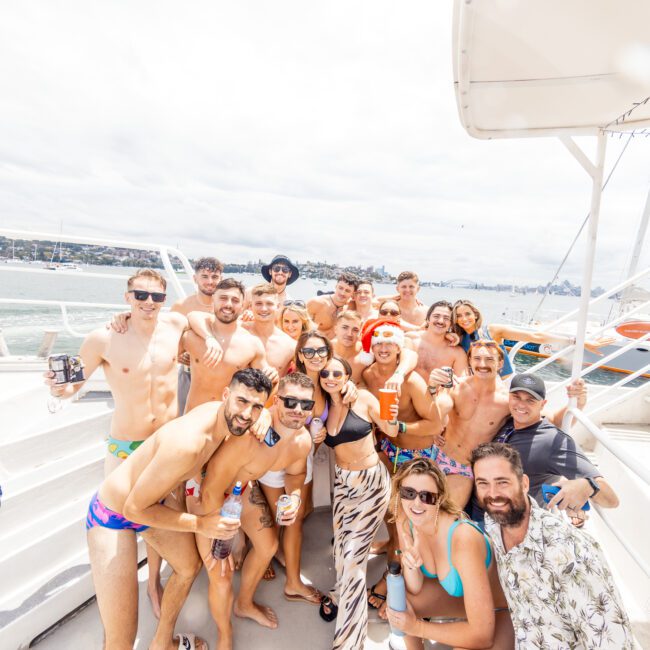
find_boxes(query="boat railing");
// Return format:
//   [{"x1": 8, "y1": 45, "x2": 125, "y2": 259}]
[
  {"x1": 0, "y1": 228, "x2": 194, "y2": 300},
  {"x1": 566, "y1": 407, "x2": 650, "y2": 578}
]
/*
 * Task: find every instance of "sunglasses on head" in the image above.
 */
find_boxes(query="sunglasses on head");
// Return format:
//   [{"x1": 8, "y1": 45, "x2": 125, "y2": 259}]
[
  {"x1": 301, "y1": 346, "x2": 329, "y2": 359},
  {"x1": 272, "y1": 264, "x2": 291, "y2": 274},
  {"x1": 128, "y1": 289, "x2": 166, "y2": 303},
  {"x1": 470, "y1": 340, "x2": 498, "y2": 349},
  {"x1": 399, "y1": 486, "x2": 439, "y2": 506},
  {"x1": 278, "y1": 395, "x2": 315, "y2": 411},
  {"x1": 372, "y1": 330, "x2": 398, "y2": 339},
  {"x1": 284, "y1": 300, "x2": 305, "y2": 308},
  {"x1": 379, "y1": 309, "x2": 400, "y2": 317},
  {"x1": 320, "y1": 369, "x2": 344, "y2": 379}
]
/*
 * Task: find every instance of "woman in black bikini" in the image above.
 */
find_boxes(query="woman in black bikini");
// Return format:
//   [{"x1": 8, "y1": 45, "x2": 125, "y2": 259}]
[{"x1": 316, "y1": 356, "x2": 400, "y2": 650}]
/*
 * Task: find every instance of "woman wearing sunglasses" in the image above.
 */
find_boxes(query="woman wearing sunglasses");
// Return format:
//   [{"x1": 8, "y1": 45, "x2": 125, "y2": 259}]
[
  {"x1": 386, "y1": 458, "x2": 513, "y2": 649},
  {"x1": 452, "y1": 299, "x2": 613, "y2": 379},
  {"x1": 377, "y1": 299, "x2": 422, "y2": 334},
  {"x1": 316, "y1": 356, "x2": 401, "y2": 650}
]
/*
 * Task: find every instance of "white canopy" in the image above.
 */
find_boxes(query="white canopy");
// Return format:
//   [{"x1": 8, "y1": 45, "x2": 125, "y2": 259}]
[{"x1": 453, "y1": 0, "x2": 650, "y2": 138}]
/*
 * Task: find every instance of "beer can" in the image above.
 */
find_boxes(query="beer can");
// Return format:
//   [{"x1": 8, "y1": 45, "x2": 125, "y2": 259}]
[
  {"x1": 441, "y1": 366, "x2": 454, "y2": 388},
  {"x1": 309, "y1": 417, "x2": 324, "y2": 440},
  {"x1": 48, "y1": 354, "x2": 70, "y2": 385},
  {"x1": 276, "y1": 494, "x2": 293, "y2": 525}
]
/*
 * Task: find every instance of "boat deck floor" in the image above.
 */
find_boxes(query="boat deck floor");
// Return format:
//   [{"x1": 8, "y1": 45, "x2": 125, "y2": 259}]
[{"x1": 32, "y1": 510, "x2": 451, "y2": 649}]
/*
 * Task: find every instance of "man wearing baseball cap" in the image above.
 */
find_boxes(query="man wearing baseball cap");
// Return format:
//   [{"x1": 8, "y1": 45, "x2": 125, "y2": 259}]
[{"x1": 490, "y1": 373, "x2": 619, "y2": 515}]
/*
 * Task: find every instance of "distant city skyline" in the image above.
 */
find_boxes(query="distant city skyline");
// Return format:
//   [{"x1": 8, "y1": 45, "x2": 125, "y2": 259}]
[{"x1": 0, "y1": 2, "x2": 648, "y2": 288}]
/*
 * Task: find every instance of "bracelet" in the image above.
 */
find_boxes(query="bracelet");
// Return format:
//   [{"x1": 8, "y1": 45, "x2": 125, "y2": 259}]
[
  {"x1": 398, "y1": 421, "x2": 407, "y2": 434},
  {"x1": 427, "y1": 385, "x2": 438, "y2": 396}
]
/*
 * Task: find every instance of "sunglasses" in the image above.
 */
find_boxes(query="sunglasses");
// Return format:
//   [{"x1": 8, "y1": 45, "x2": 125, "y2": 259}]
[
  {"x1": 470, "y1": 340, "x2": 499, "y2": 349},
  {"x1": 128, "y1": 289, "x2": 166, "y2": 303},
  {"x1": 399, "y1": 486, "x2": 439, "y2": 506},
  {"x1": 278, "y1": 395, "x2": 315, "y2": 411},
  {"x1": 320, "y1": 369, "x2": 344, "y2": 379},
  {"x1": 301, "y1": 346, "x2": 329, "y2": 359},
  {"x1": 372, "y1": 330, "x2": 398, "y2": 339},
  {"x1": 272, "y1": 265, "x2": 291, "y2": 274},
  {"x1": 379, "y1": 309, "x2": 400, "y2": 317},
  {"x1": 284, "y1": 300, "x2": 305, "y2": 307}
]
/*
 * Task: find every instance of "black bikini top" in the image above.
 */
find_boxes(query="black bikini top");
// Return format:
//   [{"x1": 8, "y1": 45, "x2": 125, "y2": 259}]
[{"x1": 324, "y1": 408, "x2": 373, "y2": 448}]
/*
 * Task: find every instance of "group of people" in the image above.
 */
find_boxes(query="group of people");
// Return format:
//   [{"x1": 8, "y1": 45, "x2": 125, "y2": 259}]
[{"x1": 45, "y1": 254, "x2": 633, "y2": 650}]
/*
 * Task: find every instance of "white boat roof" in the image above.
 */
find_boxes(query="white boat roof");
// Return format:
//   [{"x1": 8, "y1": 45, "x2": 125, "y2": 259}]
[{"x1": 453, "y1": 0, "x2": 650, "y2": 138}]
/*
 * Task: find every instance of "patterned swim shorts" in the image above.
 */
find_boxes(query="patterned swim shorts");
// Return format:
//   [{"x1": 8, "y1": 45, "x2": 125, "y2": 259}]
[{"x1": 380, "y1": 438, "x2": 473, "y2": 479}]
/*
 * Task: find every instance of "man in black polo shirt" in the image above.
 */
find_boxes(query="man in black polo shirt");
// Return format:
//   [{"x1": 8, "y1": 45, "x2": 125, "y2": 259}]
[{"x1": 493, "y1": 373, "x2": 619, "y2": 515}]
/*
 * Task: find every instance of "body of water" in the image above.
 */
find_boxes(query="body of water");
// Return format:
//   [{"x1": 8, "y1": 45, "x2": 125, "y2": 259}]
[{"x1": 0, "y1": 262, "x2": 643, "y2": 387}]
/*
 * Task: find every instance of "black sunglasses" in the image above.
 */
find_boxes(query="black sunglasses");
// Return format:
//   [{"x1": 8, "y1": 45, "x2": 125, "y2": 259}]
[
  {"x1": 300, "y1": 346, "x2": 329, "y2": 359},
  {"x1": 379, "y1": 309, "x2": 400, "y2": 317},
  {"x1": 278, "y1": 395, "x2": 315, "y2": 411},
  {"x1": 128, "y1": 289, "x2": 166, "y2": 303},
  {"x1": 399, "y1": 486, "x2": 439, "y2": 506},
  {"x1": 284, "y1": 300, "x2": 305, "y2": 308},
  {"x1": 272, "y1": 264, "x2": 291, "y2": 273},
  {"x1": 264, "y1": 426, "x2": 281, "y2": 447},
  {"x1": 320, "y1": 369, "x2": 343, "y2": 379}
]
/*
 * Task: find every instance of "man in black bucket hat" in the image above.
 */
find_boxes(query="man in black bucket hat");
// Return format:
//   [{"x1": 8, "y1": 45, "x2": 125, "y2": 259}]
[{"x1": 243, "y1": 255, "x2": 300, "y2": 320}]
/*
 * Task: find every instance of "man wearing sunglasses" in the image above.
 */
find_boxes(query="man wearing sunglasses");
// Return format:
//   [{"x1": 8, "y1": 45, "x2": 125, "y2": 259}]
[
  {"x1": 242, "y1": 284, "x2": 296, "y2": 378},
  {"x1": 407, "y1": 301, "x2": 469, "y2": 384},
  {"x1": 193, "y1": 373, "x2": 315, "y2": 640},
  {"x1": 242, "y1": 254, "x2": 299, "y2": 311},
  {"x1": 45, "y1": 268, "x2": 189, "y2": 618},
  {"x1": 307, "y1": 272, "x2": 359, "y2": 338},
  {"x1": 185, "y1": 279, "x2": 279, "y2": 412}
]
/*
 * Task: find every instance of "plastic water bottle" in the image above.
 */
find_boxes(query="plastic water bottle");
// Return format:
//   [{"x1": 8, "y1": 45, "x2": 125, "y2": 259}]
[
  {"x1": 386, "y1": 561, "x2": 407, "y2": 641},
  {"x1": 210, "y1": 481, "x2": 243, "y2": 559}
]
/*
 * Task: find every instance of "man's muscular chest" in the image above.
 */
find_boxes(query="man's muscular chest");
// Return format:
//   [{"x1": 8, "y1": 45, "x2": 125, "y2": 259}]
[{"x1": 105, "y1": 331, "x2": 178, "y2": 378}]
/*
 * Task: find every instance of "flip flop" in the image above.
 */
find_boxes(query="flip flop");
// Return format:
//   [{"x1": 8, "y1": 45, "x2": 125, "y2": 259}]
[
  {"x1": 319, "y1": 596, "x2": 338, "y2": 622},
  {"x1": 284, "y1": 587, "x2": 324, "y2": 605},
  {"x1": 174, "y1": 632, "x2": 209, "y2": 650},
  {"x1": 263, "y1": 562, "x2": 276, "y2": 580},
  {"x1": 367, "y1": 583, "x2": 386, "y2": 610}
]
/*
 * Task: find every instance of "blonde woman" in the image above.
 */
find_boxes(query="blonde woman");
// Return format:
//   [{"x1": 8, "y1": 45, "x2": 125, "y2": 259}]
[
  {"x1": 280, "y1": 301, "x2": 314, "y2": 341},
  {"x1": 387, "y1": 458, "x2": 513, "y2": 649}
]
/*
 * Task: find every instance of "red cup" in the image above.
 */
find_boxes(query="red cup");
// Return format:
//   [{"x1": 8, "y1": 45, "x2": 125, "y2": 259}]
[{"x1": 379, "y1": 388, "x2": 398, "y2": 420}]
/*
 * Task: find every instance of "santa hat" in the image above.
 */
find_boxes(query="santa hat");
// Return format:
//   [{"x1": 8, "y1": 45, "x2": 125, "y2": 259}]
[{"x1": 358, "y1": 317, "x2": 405, "y2": 365}]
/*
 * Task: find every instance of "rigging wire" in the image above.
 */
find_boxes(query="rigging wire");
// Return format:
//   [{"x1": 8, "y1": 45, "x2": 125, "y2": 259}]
[{"x1": 529, "y1": 132, "x2": 634, "y2": 323}]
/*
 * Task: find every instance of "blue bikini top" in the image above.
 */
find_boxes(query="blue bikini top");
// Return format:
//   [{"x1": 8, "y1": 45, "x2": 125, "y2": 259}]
[{"x1": 409, "y1": 519, "x2": 492, "y2": 598}]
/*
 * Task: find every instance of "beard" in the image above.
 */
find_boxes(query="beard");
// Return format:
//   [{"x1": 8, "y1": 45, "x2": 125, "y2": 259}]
[
  {"x1": 483, "y1": 494, "x2": 527, "y2": 526},
  {"x1": 199, "y1": 287, "x2": 216, "y2": 297},
  {"x1": 224, "y1": 407, "x2": 251, "y2": 436},
  {"x1": 277, "y1": 411, "x2": 307, "y2": 430},
  {"x1": 216, "y1": 309, "x2": 239, "y2": 324}
]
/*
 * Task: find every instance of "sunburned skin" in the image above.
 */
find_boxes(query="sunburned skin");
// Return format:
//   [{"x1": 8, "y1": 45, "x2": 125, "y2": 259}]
[{"x1": 307, "y1": 279, "x2": 356, "y2": 338}]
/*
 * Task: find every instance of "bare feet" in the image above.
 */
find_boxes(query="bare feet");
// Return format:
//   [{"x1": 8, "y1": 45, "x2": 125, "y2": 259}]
[
  {"x1": 234, "y1": 601, "x2": 278, "y2": 629},
  {"x1": 147, "y1": 578, "x2": 164, "y2": 620},
  {"x1": 369, "y1": 539, "x2": 388, "y2": 556}
]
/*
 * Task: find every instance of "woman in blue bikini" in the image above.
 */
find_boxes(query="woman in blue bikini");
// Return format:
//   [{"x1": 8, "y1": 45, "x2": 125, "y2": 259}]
[{"x1": 387, "y1": 458, "x2": 514, "y2": 649}]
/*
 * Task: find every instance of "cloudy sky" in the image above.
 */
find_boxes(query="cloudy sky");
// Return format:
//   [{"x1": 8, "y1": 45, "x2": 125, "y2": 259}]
[{"x1": 0, "y1": 1, "x2": 648, "y2": 286}]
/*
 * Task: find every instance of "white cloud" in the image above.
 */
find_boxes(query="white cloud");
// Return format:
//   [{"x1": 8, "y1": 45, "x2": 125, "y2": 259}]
[{"x1": 0, "y1": 0, "x2": 648, "y2": 287}]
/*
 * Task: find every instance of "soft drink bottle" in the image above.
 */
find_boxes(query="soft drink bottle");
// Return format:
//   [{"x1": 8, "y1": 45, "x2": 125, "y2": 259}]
[
  {"x1": 386, "y1": 561, "x2": 407, "y2": 639},
  {"x1": 210, "y1": 481, "x2": 243, "y2": 559}
]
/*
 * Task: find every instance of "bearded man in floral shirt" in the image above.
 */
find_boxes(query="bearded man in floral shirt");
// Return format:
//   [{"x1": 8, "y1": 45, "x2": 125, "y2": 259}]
[{"x1": 471, "y1": 442, "x2": 634, "y2": 650}]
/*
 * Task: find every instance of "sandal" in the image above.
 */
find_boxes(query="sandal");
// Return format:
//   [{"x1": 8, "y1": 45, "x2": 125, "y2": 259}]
[
  {"x1": 367, "y1": 583, "x2": 386, "y2": 610},
  {"x1": 319, "y1": 596, "x2": 338, "y2": 622},
  {"x1": 262, "y1": 562, "x2": 276, "y2": 581}
]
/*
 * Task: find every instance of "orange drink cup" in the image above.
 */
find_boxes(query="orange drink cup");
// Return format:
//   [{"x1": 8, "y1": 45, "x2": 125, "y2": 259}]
[{"x1": 379, "y1": 388, "x2": 398, "y2": 420}]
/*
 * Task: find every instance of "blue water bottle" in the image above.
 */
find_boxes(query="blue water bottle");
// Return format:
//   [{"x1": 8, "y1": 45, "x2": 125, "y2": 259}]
[{"x1": 386, "y1": 561, "x2": 407, "y2": 638}]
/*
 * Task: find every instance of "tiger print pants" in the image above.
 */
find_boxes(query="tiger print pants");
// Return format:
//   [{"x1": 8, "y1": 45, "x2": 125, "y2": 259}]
[{"x1": 329, "y1": 461, "x2": 390, "y2": 650}]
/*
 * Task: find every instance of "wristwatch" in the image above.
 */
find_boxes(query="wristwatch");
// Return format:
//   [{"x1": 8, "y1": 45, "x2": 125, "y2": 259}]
[{"x1": 585, "y1": 476, "x2": 600, "y2": 498}]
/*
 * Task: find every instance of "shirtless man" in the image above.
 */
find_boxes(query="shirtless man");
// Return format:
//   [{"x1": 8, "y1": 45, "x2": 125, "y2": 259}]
[
  {"x1": 307, "y1": 272, "x2": 358, "y2": 338},
  {"x1": 407, "y1": 300, "x2": 469, "y2": 383},
  {"x1": 331, "y1": 310, "x2": 367, "y2": 382},
  {"x1": 393, "y1": 271, "x2": 427, "y2": 327},
  {"x1": 361, "y1": 319, "x2": 442, "y2": 611},
  {"x1": 351, "y1": 278, "x2": 377, "y2": 323},
  {"x1": 45, "y1": 268, "x2": 187, "y2": 620},
  {"x1": 243, "y1": 283, "x2": 296, "y2": 377},
  {"x1": 184, "y1": 278, "x2": 278, "y2": 411},
  {"x1": 84, "y1": 369, "x2": 272, "y2": 650},
  {"x1": 171, "y1": 257, "x2": 223, "y2": 414},
  {"x1": 244, "y1": 254, "x2": 299, "y2": 311},
  {"x1": 189, "y1": 373, "x2": 314, "y2": 648}
]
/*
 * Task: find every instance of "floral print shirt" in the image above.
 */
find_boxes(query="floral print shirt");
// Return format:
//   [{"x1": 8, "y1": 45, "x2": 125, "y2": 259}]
[{"x1": 485, "y1": 498, "x2": 634, "y2": 649}]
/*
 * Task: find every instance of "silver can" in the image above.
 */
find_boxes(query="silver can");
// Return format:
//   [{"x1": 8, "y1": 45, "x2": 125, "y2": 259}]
[
  {"x1": 309, "y1": 417, "x2": 324, "y2": 440},
  {"x1": 440, "y1": 366, "x2": 454, "y2": 388},
  {"x1": 276, "y1": 494, "x2": 293, "y2": 525}
]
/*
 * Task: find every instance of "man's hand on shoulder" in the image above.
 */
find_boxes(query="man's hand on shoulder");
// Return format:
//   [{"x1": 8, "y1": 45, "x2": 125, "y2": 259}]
[{"x1": 106, "y1": 311, "x2": 130, "y2": 334}]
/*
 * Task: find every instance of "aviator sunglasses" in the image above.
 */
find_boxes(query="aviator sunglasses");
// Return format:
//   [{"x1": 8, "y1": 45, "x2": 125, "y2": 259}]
[
  {"x1": 379, "y1": 308, "x2": 400, "y2": 317},
  {"x1": 399, "y1": 486, "x2": 439, "y2": 506},
  {"x1": 278, "y1": 395, "x2": 315, "y2": 411},
  {"x1": 128, "y1": 289, "x2": 166, "y2": 303},
  {"x1": 300, "y1": 346, "x2": 329, "y2": 359},
  {"x1": 272, "y1": 264, "x2": 291, "y2": 274},
  {"x1": 283, "y1": 299, "x2": 306, "y2": 308}
]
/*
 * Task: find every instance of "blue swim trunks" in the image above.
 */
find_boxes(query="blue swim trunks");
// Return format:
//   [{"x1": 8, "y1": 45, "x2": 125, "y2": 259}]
[
  {"x1": 380, "y1": 438, "x2": 473, "y2": 479},
  {"x1": 86, "y1": 492, "x2": 149, "y2": 532}
]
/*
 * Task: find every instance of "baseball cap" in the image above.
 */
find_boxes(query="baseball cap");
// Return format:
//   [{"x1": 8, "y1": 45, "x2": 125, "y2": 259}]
[{"x1": 509, "y1": 373, "x2": 546, "y2": 400}]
